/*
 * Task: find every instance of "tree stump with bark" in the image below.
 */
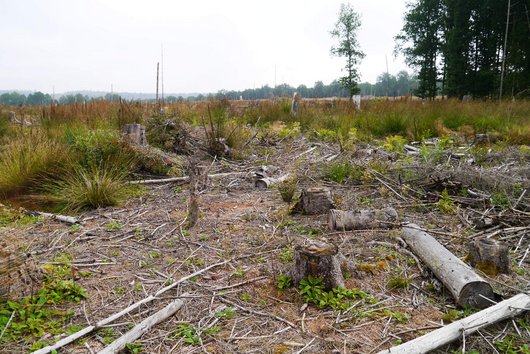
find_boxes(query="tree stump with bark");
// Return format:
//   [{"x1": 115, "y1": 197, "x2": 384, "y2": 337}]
[
  {"x1": 468, "y1": 238, "x2": 510, "y2": 276},
  {"x1": 293, "y1": 187, "x2": 334, "y2": 215},
  {"x1": 122, "y1": 124, "x2": 147, "y2": 146},
  {"x1": 328, "y1": 207, "x2": 398, "y2": 231},
  {"x1": 290, "y1": 240, "x2": 344, "y2": 290}
]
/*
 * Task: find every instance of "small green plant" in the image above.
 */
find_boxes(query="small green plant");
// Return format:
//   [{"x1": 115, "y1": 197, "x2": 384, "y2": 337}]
[
  {"x1": 298, "y1": 275, "x2": 376, "y2": 312},
  {"x1": 383, "y1": 135, "x2": 407, "y2": 154},
  {"x1": 491, "y1": 192, "x2": 510, "y2": 208},
  {"x1": 386, "y1": 276, "x2": 411, "y2": 290},
  {"x1": 202, "y1": 325, "x2": 221, "y2": 337},
  {"x1": 276, "y1": 274, "x2": 293, "y2": 295},
  {"x1": 174, "y1": 324, "x2": 200, "y2": 346},
  {"x1": 279, "y1": 247, "x2": 293, "y2": 263},
  {"x1": 437, "y1": 188, "x2": 455, "y2": 214},
  {"x1": 495, "y1": 334, "x2": 530, "y2": 354},
  {"x1": 323, "y1": 161, "x2": 353, "y2": 183},
  {"x1": 125, "y1": 342, "x2": 144, "y2": 353},
  {"x1": 106, "y1": 221, "x2": 122, "y2": 231},
  {"x1": 215, "y1": 308, "x2": 236, "y2": 319},
  {"x1": 239, "y1": 293, "x2": 252, "y2": 302},
  {"x1": 277, "y1": 176, "x2": 298, "y2": 203}
]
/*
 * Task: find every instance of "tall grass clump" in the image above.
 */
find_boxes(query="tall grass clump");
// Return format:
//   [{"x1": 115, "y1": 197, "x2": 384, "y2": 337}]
[
  {"x1": 46, "y1": 162, "x2": 133, "y2": 211},
  {"x1": 0, "y1": 133, "x2": 70, "y2": 197}
]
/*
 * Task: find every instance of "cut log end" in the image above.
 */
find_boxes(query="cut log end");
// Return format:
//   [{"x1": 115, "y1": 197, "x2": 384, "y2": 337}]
[{"x1": 459, "y1": 281, "x2": 496, "y2": 309}]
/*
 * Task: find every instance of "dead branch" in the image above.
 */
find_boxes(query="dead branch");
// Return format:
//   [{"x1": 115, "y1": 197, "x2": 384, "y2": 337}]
[
  {"x1": 378, "y1": 293, "x2": 530, "y2": 354},
  {"x1": 127, "y1": 172, "x2": 247, "y2": 185},
  {"x1": 98, "y1": 298, "x2": 185, "y2": 354}
]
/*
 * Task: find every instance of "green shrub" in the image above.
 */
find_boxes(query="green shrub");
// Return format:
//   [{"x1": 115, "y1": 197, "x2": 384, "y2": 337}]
[
  {"x1": 323, "y1": 161, "x2": 353, "y2": 183},
  {"x1": 64, "y1": 128, "x2": 127, "y2": 168}
]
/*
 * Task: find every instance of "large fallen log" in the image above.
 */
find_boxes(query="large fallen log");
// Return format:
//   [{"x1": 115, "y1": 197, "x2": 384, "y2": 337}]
[
  {"x1": 401, "y1": 223, "x2": 494, "y2": 309},
  {"x1": 328, "y1": 207, "x2": 398, "y2": 231},
  {"x1": 377, "y1": 293, "x2": 530, "y2": 354},
  {"x1": 99, "y1": 298, "x2": 184, "y2": 354}
]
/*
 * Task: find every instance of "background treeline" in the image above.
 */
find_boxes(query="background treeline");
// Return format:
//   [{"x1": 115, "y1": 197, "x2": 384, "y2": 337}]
[
  {"x1": 0, "y1": 73, "x2": 418, "y2": 105},
  {"x1": 397, "y1": 0, "x2": 530, "y2": 100}
]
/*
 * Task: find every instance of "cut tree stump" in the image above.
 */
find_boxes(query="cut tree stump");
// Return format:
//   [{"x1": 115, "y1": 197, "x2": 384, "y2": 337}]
[
  {"x1": 122, "y1": 124, "x2": 147, "y2": 145},
  {"x1": 378, "y1": 293, "x2": 530, "y2": 354},
  {"x1": 328, "y1": 207, "x2": 398, "y2": 231},
  {"x1": 293, "y1": 187, "x2": 334, "y2": 215},
  {"x1": 290, "y1": 240, "x2": 344, "y2": 290},
  {"x1": 468, "y1": 238, "x2": 510, "y2": 276},
  {"x1": 401, "y1": 223, "x2": 495, "y2": 309}
]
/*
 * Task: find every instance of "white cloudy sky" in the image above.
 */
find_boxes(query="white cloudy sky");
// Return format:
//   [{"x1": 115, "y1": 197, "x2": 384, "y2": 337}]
[{"x1": 0, "y1": 0, "x2": 410, "y2": 94}]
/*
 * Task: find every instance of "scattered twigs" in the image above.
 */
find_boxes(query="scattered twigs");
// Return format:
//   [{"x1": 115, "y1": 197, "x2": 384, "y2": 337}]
[
  {"x1": 377, "y1": 293, "x2": 530, "y2": 354},
  {"x1": 32, "y1": 260, "x2": 230, "y2": 354},
  {"x1": 98, "y1": 298, "x2": 185, "y2": 354},
  {"x1": 217, "y1": 295, "x2": 297, "y2": 328}
]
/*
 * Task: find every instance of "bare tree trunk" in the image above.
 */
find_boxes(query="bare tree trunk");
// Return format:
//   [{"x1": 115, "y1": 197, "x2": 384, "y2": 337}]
[{"x1": 187, "y1": 158, "x2": 200, "y2": 228}]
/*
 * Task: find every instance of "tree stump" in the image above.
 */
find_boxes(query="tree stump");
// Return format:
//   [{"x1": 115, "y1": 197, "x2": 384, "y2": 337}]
[
  {"x1": 468, "y1": 238, "x2": 510, "y2": 276},
  {"x1": 328, "y1": 207, "x2": 398, "y2": 231},
  {"x1": 293, "y1": 187, "x2": 334, "y2": 215},
  {"x1": 291, "y1": 240, "x2": 344, "y2": 290},
  {"x1": 8, "y1": 111, "x2": 18, "y2": 124},
  {"x1": 122, "y1": 124, "x2": 147, "y2": 146}
]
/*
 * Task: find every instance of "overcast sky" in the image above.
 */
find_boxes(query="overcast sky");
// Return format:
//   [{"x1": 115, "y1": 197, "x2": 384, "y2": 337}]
[{"x1": 0, "y1": 0, "x2": 410, "y2": 94}]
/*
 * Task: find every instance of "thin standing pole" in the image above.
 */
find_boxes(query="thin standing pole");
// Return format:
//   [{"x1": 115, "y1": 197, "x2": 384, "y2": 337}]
[
  {"x1": 499, "y1": 0, "x2": 511, "y2": 100},
  {"x1": 156, "y1": 62, "x2": 159, "y2": 107}
]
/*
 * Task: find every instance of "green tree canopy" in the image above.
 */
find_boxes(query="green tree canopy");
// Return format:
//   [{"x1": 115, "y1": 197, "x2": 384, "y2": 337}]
[{"x1": 330, "y1": 3, "x2": 365, "y2": 98}]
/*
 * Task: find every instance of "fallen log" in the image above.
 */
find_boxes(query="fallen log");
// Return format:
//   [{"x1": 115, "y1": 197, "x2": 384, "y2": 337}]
[
  {"x1": 32, "y1": 260, "x2": 230, "y2": 354},
  {"x1": 377, "y1": 293, "x2": 530, "y2": 354},
  {"x1": 127, "y1": 172, "x2": 246, "y2": 185},
  {"x1": 328, "y1": 207, "x2": 398, "y2": 231},
  {"x1": 25, "y1": 210, "x2": 79, "y2": 225},
  {"x1": 99, "y1": 298, "x2": 185, "y2": 354},
  {"x1": 401, "y1": 223, "x2": 494, "y2": 309},
  {"x1": 255, "y1": 173, "x2": 290, "y2": 189},
  {"x1": 290, "y1": 240, "x2": 344, "y2": 290}
]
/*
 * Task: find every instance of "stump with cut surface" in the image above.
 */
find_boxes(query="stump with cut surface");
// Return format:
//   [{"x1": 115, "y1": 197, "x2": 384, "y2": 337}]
[
  {"x1": 468, "y1": 238, "x2": 510, "y2": 276},
  {"x1": 291, "y1": 240, "x2": 344, "y2": 290},
  {"x1": 293, "y1": 187, "x2": 334, "y2": 215},
  {"x1": 122, "y1": 124, "x2": 147, "y2": 146},
  {"x1": 328, "y1": 207, "x2": 398, "y2": 231}
]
